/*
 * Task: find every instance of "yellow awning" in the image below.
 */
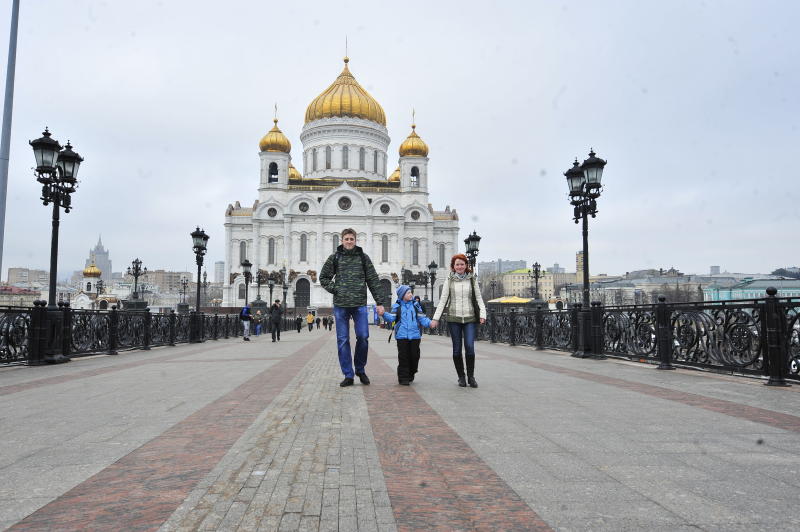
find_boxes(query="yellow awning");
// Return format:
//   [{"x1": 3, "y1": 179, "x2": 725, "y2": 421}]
[{"x1": 487, "y1": 296, "x2": 532, "y2": 304}]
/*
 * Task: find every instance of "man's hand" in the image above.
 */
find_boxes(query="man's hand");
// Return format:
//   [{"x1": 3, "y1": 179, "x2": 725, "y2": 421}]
[
  {"x1": 430, "y1": 320, "x2": 438, "y2": 328},
  {"x1": 376, "y1": 305, "x2": 385, "y2": 316},
  {"x1": 480, "y1": 318, "x2": 486, "y2": 325}
]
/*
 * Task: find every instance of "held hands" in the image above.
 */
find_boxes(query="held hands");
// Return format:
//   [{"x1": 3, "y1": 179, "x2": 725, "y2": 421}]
[
  {"x1": 480, "y1": 318, "x2": 486, "y2": 325},
  {"x1": 430, "y1": 320, "x2": 438, "y2": 328},
  {"x1": 376, "y1": 305, "x2": 385, "y2": 316}
]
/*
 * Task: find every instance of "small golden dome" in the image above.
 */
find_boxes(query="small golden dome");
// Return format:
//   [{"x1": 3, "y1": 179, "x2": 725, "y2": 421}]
[
  {"x1": 83, "y1": 262, "x2": 102, "y2": 278},
  {"x1": 399, "y1": 124, "x2": 429, "y2": 157},
  {"x1": 259, "y1": 119, "x2": 291, "y2": 153},
  {"x1": 289, "y1": 163, "x2": 302, "y2": 180},
  {"x1": 305, "y1": 58, "x2": 386, "y2": 126},
  {"x1": 388, "y1": 166, "x2": 400, "y2": 182}
]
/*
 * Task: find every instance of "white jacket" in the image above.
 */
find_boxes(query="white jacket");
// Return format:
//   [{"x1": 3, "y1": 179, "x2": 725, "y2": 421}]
[{"x1": 432, "y1": 273, "x2": 486, "y2": 323}]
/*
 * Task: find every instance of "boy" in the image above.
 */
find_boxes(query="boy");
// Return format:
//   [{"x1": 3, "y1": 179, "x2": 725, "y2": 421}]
[{"x1": 382, "y1": 285, "x2": 435, "y2": 385}]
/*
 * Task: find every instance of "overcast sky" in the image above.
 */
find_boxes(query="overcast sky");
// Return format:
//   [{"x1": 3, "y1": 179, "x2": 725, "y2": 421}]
[{"x1": 0, "y1": 0, "x2": 797, "y2": 281}]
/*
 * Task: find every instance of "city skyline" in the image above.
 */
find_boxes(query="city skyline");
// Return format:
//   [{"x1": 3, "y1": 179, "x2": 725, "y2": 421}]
[{"x1": 0, "y1": 1, "x2": 797, "y2": 277}]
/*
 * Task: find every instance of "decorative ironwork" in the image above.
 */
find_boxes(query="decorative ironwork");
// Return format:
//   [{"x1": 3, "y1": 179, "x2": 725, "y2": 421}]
[
  {"x1": 780, "y1": 301, "x2": 800, "y2": 377},
  {"x1": 150, "y1": 313, "x2": 172, "y2": 346},
  {"x1": 117, "y1": 311, "x2": 146, "y2": 349},
  {"x1": 0, "y1": 308, "x2": 31, "y2": 364},
  {"x1": 71, "y1": 310, "x2": 110, "y2": 355},
  {"x1": 542, "y1": 311, "x2": 573, "y2": 350},
  {"x1": 175, "y1": 313, "x2": 191, "y2": 343},
  {"x1": 603, "y1": 308, "x2": 657, "y2": 358}
]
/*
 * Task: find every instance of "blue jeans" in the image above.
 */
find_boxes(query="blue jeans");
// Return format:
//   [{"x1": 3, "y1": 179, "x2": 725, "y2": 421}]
[
  {"x1": 448, "y1": 321, "x2": 476, "y2": 358},
  {"x1": 334, "y1": 305, "x2": 370, "y2": 378}
]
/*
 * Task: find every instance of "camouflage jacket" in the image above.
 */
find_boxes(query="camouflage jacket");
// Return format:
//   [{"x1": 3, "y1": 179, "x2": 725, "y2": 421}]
[{"x1": 319, "y1": 245, "x2": 387, "y2": 308}]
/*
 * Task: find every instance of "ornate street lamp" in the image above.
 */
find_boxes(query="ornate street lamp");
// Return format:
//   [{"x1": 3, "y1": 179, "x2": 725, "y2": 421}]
[
  {"x1": 490, "y1": 278, "x2": 497, "y2": 299},
  {"x1": 528, "y1": 261, "x2": 542, "y2": 300},
  {"x1": 180, "y1": 277, "x2": 189, "y2": 303},
  {"x1": 564, "y1": 149, "x2": 607, "y2": 358},
  {"x1": 241, "y1": 259, "x2": 252, "y2": 306},
  {"x1": 30, "y1": 128, "x2": 83, "y2": 310},
  {"x1": 190, "y1": 227, "x2": 209, "y2": 342},
  {"x1": 268, "y1": 276, "x2": 275, "y2": 304},
  {"x1": 464, "y1": 230, "x2": 481, "y2": 269},
  {"x1": 127, "y1": 258, "x2": 147, "y2": 300},
  {"x1": 279, "y1": 265, "x2": 288, "y2": 325},
  {"x1": 427, "y1": 260, "x2": 438, "y2": 302}
]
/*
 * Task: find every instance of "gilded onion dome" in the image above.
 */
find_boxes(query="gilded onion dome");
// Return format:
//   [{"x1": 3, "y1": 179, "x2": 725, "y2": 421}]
[
  {"x1": 305, "y1": 58, "x2": 386, "y2": 126},
  {"x1": 388, "y1": 166, "x2": 400, "y2": 182},
  {"x1": 83, "y1": 262, "x2": 102, "y2": 278},
  {"x1": 398, "y1": 124, "x2": 429, "y2": 157},
  {"x1": 259, "y1": 119, "x2": 291, "y2": 153},
  {"x1": 288, "y1": 163, "x2": 302, "y2": 180}
]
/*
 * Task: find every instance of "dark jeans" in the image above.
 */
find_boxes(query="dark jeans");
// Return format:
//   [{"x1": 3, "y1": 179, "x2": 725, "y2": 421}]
[
  {"x1": 448, "y1": 321, "x2": 477, "y2": 377},
  {"x1": 396, "y1": 338, "x2": 420, "y2": 383},
  {"x1": 271, "y1": 320, "x2": 281, "y2": 341},
  {"x1": 334, "y1": 305, "x2": 369, "y2": 379}
]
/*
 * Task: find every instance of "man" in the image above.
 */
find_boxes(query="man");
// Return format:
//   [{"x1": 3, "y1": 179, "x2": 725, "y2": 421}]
[
  {"x1": 320, "y1": 228, "x2": 386, "y2": 387},
  {"x1": 240, "y1": 303, "x2": 252, "y2": 341},
  {"x1": 295, "y1": 315, "x2": 303, "y2": 333},
  {"x1": 269, "y1": 299, "x2": 283, "y2": 342}
]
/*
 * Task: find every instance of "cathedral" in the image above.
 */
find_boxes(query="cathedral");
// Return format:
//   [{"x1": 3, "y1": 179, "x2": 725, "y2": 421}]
[{"x1": 222, "y1": 57, "x2": 460, "y2": 310}]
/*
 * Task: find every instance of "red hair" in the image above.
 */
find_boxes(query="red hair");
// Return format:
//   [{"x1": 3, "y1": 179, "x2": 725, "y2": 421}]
[{"x1": 450, "y1": 253, "x2": 472, "y2": 273}]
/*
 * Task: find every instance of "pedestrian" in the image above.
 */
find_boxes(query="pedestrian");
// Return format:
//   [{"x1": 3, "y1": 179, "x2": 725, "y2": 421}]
[
  {"x1": 327, "y1": 316, "x2": 334, "y2": 331},
  {"x1": 382, "y1": 285, "x2": 434, "y2": 385},
  {"x1": 430, "y1": 253, "x2": 487, "y2": 388},
  {"x1": 315, "y1": 316, "x2": 321, "y2": 329},
  {"x1": 322, "y1": 316, "x2": 328, "y2": 330},
  {"x1": 270, "y1": 299, "x2": 283, "y2": 342},
  {"x1": 240, "y1": 303, "x2": 252, "y2": 341},
  {"x1": 295, "y1": 315, "x2": 302, "y2": 333},
  {"x1": 254, "y1": 310, "x2": 263, "y2": 336},
  {"x1": 306, "y1": 311, "x2": 315, "y2": 332},
  {"x1": 320, "y1": 227, "x2": 387, "y2": 387},
  {"x1": 414, "y1": 295, "x2": 426, "y2": 315}
]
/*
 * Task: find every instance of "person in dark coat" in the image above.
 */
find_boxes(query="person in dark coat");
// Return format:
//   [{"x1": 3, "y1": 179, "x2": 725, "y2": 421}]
[
  {"x1": 295, "y1": 315, "x2": 303, "y2": 333},
  {"x1": 269, "y1": 299, "x2": 283, "y2": 342},
  {"x1": 315, "y1": 316, "x2": 321, "y2": 329}
]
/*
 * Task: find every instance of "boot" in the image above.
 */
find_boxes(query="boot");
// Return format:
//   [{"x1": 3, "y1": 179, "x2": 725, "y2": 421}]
[
  {"x1": 453, "y1": 355, "x2": 466, "y2": 387},
  {"x1": 466, "y1": 356, "x2": 478, "y2": 388}
]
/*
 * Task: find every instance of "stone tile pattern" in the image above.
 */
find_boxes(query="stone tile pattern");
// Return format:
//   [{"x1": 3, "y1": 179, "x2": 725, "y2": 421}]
[
  {"x1": 159, "y1": 338, "x2": 397, "y2": 532},
  {"x1": 363, "y1": 350, "x2": 552, "y2": 532},
  {"x1": 9, "y1": 335, "x2": 330, "y2": 531}
]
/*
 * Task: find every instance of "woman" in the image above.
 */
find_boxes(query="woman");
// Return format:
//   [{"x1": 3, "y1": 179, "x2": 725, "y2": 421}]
[{"x1": 430, "y1": 254, "x2": 486, "y2": 388}]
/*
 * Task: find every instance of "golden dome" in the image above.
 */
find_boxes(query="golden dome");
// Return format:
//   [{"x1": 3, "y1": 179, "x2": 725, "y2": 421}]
[
  {"x1": 305, "y1": 58, "x2": 386, "y2": 126},
  {"x1": 259, "y1": 119, "x2": 291, "y2": 153},
  {"x1": 289, "y1": 163, "x2": 302, "y2": 180},
  {"x1": 388, "y1": 166, "x2": 400, "y2": 182},
  {"x1": 399, "y1": 124, "x2": 429, "y2": 157},
  {"x1": 83, "y1": 262, "x2": 102, "y2": 278}
]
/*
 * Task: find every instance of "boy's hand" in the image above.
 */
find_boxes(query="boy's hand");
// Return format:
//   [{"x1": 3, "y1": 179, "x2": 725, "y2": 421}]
[
  {"x1": 430, "y1": 320, "x2": 438, "y2": 328},
  {"x1": 376, "y1": 305, "x2": 385, "y2": 316}
]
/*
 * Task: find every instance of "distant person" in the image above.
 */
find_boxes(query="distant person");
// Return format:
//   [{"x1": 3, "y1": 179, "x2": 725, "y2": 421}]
[
  {"x1": 322, "y1": 316, "x2": 328, "y2": 330},
  {"x1": 430, "y1": 254, "x2": 486, "y2": 388},
  {"x1": 306, "y1": 312, "x2": 315, "y2": 332},
  {"x1": 382, "y1": 285, "x2": 434, "y2": 385},
  {"x1": 269, "y1": 299, "x2": 283, "y2": 342},
  {"x1": 240, "y1": 304, "x2": 252, "y2": 341},
  {"x1": 316, "y1": 316, "x2": 321, "y2": 329},
  {"x1": 295, "y1": 315, "x2": 303, "y2": 333},
  {"x1": 254, "y1": 310, "x2": 263, "y2": 336},
  {"x1": 320, "y1": 228, "x2": 387, "y2": 387},
  {"x1": 327, "y1": 315, "x2": 334, "y2": 331}
]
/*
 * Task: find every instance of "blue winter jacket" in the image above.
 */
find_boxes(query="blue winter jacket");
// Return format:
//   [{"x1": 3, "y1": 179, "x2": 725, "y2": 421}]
[{"x1": 383, "y1": 299, "x2": 431, "y2": 340}]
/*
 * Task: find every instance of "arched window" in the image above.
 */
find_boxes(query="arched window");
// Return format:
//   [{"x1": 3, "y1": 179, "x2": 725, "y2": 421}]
[
  {"x1": 412, "y1": 240, "x2": 419, "y2": 266},
  {"x1": 312, "y1": 148, "x2": 317, "y2": 171},
  {"x1": 325, "y1": 146, "x2": 331, "y2": 169},
  {"x1": 300, "y1": 234, "x2": 307, "y2": 262},
  {"x1": 295, "y1": 278, "x2": 311, "y2": 308},
  {"x1": 86, "y1": 282, "x2": 92, "y2": 292},
  {"x1": 410, "y1": 166, "x2": 419, "y2": 187},
  {"x1": 268, "y1": 162, "x2": 278, "y2": 183},
  {"x1": 373, "y1": 150, "x2": 378, "y2": 172},
  {"x1": 379, "y1": 279, "x2": 392, "y2": 306},
  {"x1": 99, "y1": 300, "x2": 108, "y2": 310},
  {"x1": 268, "y1": 238, "x2": 275, "y2": 265},
  {"x1": 381, "y1": 235, "x2": 389, "y2": 263},
  {"x1": 342, "y1": 146, "x2": 349, "y2": 169},
  {"x1": 239, "y1": 241, "x2": 247, "y2": 263},
  {"x1": 438, "y1": 244, "x2": 445, "y2": 267},
  {"x1": 359, "y1": 147, "x2": 365, "y2": 170},
  {"x1": 332, "y1": 233, "x2": 339, "y2": 253}
]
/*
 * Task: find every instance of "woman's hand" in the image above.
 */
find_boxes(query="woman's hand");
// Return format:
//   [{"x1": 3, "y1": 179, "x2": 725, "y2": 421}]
[
  {"x1": 479, "y1": 318, "x2": 486, "y2": 325},
  {"x1": 430, "y1": 320, "x2": 438, "y2": 328}
]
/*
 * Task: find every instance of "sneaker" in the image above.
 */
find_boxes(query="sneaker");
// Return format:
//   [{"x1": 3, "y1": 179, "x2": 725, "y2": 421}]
[
  {"x1": 244, "y1": 337, "x2": 250, "y2": 341},
  {"x1": 399, "y1": 381, "x2": 410, "y2": 386},
  {"x1": 356, "y1": 372, "x2": 370, "y2": 385},
  {"x1": 468, "y1": 376, "x2": 478, "y2": 388},
  {"x1": 340, "y1": 378, "x2": 354, "y2": 387},
  {"x1": 457, "y1": 376, "x2": 467, "y2": 387}
]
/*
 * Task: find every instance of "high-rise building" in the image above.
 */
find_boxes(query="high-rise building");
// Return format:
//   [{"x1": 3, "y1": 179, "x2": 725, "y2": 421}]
[
  {"x1": 214, "y1": 261, "x2": 225, "y2": 284},
  {"x1": 476, "y1": 259, "x2": 527, "y2": 276},
  {"x1": 86, "y1": 236, "x2": 112, "y2": 282},
  {"x1": 7, "y1": 267, "x2": 49, "y2": 286},
  {"x1": 710, "y1": 265, "x2": 721, "y2": 275}
]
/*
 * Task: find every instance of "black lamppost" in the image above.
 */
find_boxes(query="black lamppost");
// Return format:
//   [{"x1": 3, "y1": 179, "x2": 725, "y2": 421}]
[
  {"x1": 180, "y1": 277, "x2": 188, "y2": 303},
  {"x1": 564, "y1": 149, "x2": 607, "y2": 358},
  {"x1": 127, "y1": 258, "x2": 147, "y2": 300},
  {"x1": 29, "y1": 128, "x2": 83, "y2": 309},
  {"x1": 268, "y1": 277, "x2": 275, "y2": 303},
  {"x1": 280, "y1": 266, "x2": 288, "y2": 325},
  {"x1": 202, "y1": 270, "x2": 208, "y2": 308},
  {"x1": 96, "y1": 279, "x2": 104, "y2": 296},
  {"x1": 528, "y1": 261, "x2": 542, "y2": 300},
  {"x1": 241, "y1": 259, "x2": 252, "y2": 306},
  {"x1": 427, "y1": 260, "x2": 438, "y2": 303},
  {"x1": 190, "y1": 227, "x2": 209, "y2": 341},
  {"x1": 464, "y1": 230, "x2": 481, "y2": 270},
  {"x1": 490, "y1": 278, "x2": 497, "y2": 299}
]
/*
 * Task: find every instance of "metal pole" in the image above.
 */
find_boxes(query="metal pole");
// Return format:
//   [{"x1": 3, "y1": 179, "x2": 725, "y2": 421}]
[
  {"x1": 581, "y1": 204, "x2": 590, "y2": 308},
  {"x1": 0, "y1": 0, "x2": 20, "y2": 276},
  {"x1": 47, "y1": 201, "x2": 59, "y2": 308},
  {"x1": 195, "y1": 263, "x2": 201, "y2": 310}
]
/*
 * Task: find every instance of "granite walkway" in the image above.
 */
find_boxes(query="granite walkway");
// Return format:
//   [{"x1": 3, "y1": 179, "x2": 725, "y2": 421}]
[{"x1": 1, "y1": 326, "x2": 799, "y2": 531}]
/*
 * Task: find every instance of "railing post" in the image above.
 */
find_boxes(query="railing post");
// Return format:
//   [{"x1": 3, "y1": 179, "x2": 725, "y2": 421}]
[
  {"x1": 535, "y1": 305, "x2": 544, "y2": 350},
  {"x1": 570, "y1": 303, "x2": 582, "y2": 356},
  {"x1": 28, "y1": 300, "x2": 47, "y2": 365},
  {"x1": 763, "y1": 287, "x2": 790, "y2": 387},
  {"x1": 108, "y1": 305, "x2": 119, "y2": 355},
  {"x1": 168, "y1": 310, "x2": 176, "y2": 346},
  {"x1": 590, "y1": 301, "x2": 606, "y2": 359},
  {"x1": 489, "y1": 308, "x2": 496, "y2": 343},
  {"x1": 61, "y1": 302, "x2": 73, "y2": 359},
  {"x1": 224, "y1": 315, "x2": 230, "y2": 339},
  {"x1": 656, "y1": 296, "x2": 675, "y2": 370},
  {"x1": 213, "y1": 314, "x2": 219, "y2": 340},
  {"x1": 509, "y1": 308, "x2": 517, "y2": 346},
  {"x1": 143, "y1": 308, "x2": 152, "y2": 351}
]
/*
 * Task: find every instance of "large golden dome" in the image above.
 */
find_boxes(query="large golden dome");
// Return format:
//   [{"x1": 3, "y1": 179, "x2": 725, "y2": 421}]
[
  {"x1": 305, "y1": 58, "x2": 386, "y2": 126},
  {"x1": 83, "y1": 262, "x2": 102, "y2": 278},
  {"x1": 288, "y1": 163, "x2": 302, "y2": 180},
  {"x1": 259, "y1": 119, "x2": 291, "y2": 153},
  {"x1": 398, "y1": 124, "x2": 429, "y2": 157}
]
